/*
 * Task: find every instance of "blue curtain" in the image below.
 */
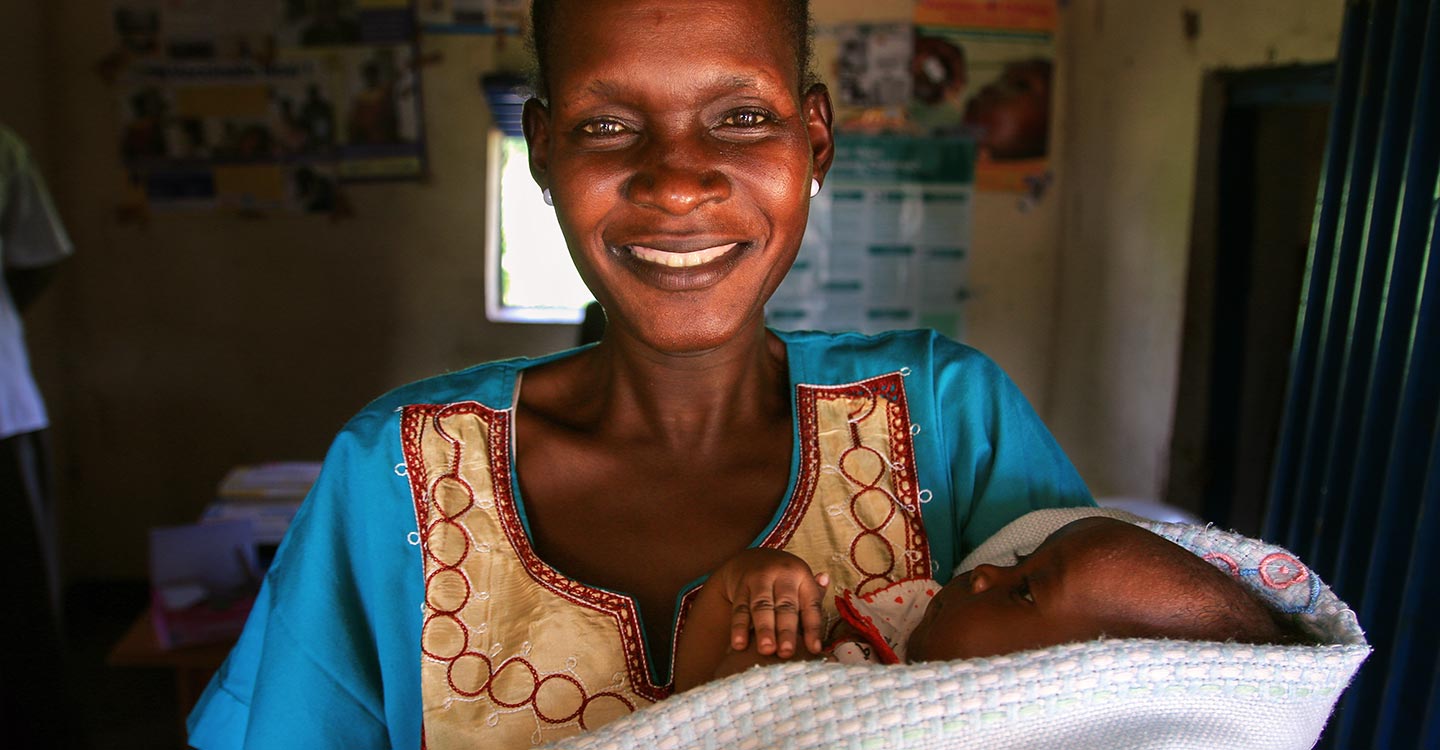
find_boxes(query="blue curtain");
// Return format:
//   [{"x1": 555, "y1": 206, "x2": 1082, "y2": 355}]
[{"x1": 1263, "y1": 0, "x2": 1440, "y2": 745}]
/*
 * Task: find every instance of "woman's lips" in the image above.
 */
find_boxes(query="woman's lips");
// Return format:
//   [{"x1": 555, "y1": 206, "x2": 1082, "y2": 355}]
[{"x1": 625, "y1": 242, "x2": 740, "y2": 268}]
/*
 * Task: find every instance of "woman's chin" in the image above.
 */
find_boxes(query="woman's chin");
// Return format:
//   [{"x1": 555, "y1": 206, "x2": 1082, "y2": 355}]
[{"x1": 610, "y1": 307, "x2": 768, "y2": 358}]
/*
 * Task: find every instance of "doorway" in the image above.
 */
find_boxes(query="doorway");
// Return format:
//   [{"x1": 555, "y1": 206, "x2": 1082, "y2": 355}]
[{"x1": 1167, "y1": 63, "x2": 1335, "y2": 534}]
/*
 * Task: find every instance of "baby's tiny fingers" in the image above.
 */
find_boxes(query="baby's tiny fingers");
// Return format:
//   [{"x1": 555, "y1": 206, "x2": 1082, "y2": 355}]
[
  {"x1": 729, "y1": 604, "x2": 753, "y2": 651},
  {"x1": 748, "y1": 597, "x2": 778, "y2": 655},
  {"x1": 798, "y1": 573, "x2": 827, "y2": 653},
  {"x1": 801, "y1": 599, "x2": 826, "y2": 653},
  {"x1": 772, "y1": 599, "x2": 802, "y2": 658}
]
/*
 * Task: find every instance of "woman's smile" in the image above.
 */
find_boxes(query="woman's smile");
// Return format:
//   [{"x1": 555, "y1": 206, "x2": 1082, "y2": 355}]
[
  {"x1": 628, "y1": 241, "x2": 740, "y2": 268},
  {"x1": 611, "y1": 238, "x2": 755, "y2": 292},
  {"x1": 522, "y1": 0, "x2": 833, "y2": 353}
]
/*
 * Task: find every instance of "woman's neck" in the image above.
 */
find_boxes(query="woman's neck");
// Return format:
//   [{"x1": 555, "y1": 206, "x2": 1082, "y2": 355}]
[{"x1": 527, "y1": 323, "x2": 790, "y2": 449}]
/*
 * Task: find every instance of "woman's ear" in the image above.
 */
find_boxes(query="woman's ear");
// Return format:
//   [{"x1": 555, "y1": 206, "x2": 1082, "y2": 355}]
[
  {"x1": 803, "y1": 84, "x2": 836, "y2": 186},
  {"x1": 522, "y1": 97, "x2": 552, "y2": 189}
]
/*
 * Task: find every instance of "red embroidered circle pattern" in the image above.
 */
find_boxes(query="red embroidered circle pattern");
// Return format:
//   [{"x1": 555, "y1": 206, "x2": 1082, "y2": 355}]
[
  {"x1": 1257, "y1": 552, "x2": 1309, "y2": 590},
  {"x1": 825, "y1": 381, "x2": 929, "y2": 594},
  {"x1": 410, "y1": 404, "x2": 637, "y2": 732}
]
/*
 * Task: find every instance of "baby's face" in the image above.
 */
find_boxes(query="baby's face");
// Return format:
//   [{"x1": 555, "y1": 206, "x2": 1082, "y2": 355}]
[{"x1": 906, "y1": 518, "x2": 1215, "y2": 661}]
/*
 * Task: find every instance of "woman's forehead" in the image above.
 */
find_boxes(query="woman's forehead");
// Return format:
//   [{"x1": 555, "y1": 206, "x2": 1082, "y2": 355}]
[
  {"x1": 546, "y1": 0, "x2": 796, "y2": 70},
  {"x1": 549, "y1": 0, "x2": 785, "y2": 40},
  {"x1": 544, "y1": 0, "x2": 801, "y2": 105}
]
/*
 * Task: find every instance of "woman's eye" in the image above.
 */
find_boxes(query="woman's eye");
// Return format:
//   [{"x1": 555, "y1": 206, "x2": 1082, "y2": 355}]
[
  {"x1": 579, "y1": 119, "x2": 629, "y2": 137},
  {"x1": 720, "y1": 109, "x2": 773, "y2": 128},
  {"x1": 1014, "y1": 579, "x2": 1035, "y2": 604}
]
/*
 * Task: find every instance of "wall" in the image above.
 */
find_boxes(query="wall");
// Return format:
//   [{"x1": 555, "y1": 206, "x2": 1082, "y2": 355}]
[
  {"x1": 814, "y1": 0, "x2": 1068, "y2": 411},
  {"x1": 1049, "y1": 0, "x2": 1343, "y2": 501},
  {"x1": 37, "y1": 2, "x2": 578, "y2": 579},
  {"x1": 21, "y1": 0, "x2": 1067, "y2": 581},
  {"x1": 20, "y1": 0, "x2": 1339, "y2": 580},
  {"x1": 0, "y1": 3, "x2": 52, "y2": 155}
]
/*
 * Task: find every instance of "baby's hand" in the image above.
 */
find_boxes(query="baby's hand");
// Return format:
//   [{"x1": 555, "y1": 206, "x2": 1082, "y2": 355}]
[{"x1": 712, "y1": 549, "x2": 830, "y2": 659}]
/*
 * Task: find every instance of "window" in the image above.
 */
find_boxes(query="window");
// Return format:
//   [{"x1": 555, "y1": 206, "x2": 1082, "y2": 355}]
[{"x1": 485, "y1": 131, "x2": 593, "y2": 323}]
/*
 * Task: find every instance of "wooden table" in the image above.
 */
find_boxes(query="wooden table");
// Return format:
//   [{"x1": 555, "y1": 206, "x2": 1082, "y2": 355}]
[{"x1": 106, "y1": 609, "x2": 235, "y2": 727}]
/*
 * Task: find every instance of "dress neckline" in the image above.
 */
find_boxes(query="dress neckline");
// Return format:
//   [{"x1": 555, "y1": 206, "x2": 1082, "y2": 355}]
[{"x1": 498, "y1": 332, "x2": 807, "y2": 689}]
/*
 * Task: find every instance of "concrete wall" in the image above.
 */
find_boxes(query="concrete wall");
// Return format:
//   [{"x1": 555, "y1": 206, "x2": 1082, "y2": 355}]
[
  {"x1": 1049, "y1": 0, "x2": 1343, "y2": 501},
  {"x1": 816, "y1": 0, "x2": 1069, "y2": 414},
  {"x1": 9, "y1": 0, "x2": 1345, "y2": 579},
  {"x1": 18, "y1": 0, "x2": 1069, "y2": 580},
  {"x1": 0, "y1": 4, "x2": 53, "y2": 156},
  {"x1": 32, "y1": 2, "x2": 578, "y2": 579}
]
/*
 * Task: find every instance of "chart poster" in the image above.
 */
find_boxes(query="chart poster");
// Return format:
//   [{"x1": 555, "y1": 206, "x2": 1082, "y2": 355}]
[
  {"x1": 418, "y1": 0, "x2": 525, "y2": 32},
  {"x1": 112, "y1": 0, "x2": 425, "y2": 212},
  {"x1": 113, "y1": 0, "x2": 279, "y2": 60},
  {"x1": 119, "y1": 60, "x2": 339, "y2": 213},
  {"x1": 911, "y1": 0, "x2": 1056, "y2": 192},
  {"x1": 768, "y1": 135, "x2": 974, "y2": 340},
  {"x1": 326, "y1": 44, "x2": 426, "y2": 179},
  {"x1": 276, "y1": 0, "x2": 415, "y2": 48}
]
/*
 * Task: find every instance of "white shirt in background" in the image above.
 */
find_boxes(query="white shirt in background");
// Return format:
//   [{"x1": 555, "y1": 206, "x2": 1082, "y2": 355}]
[{"x1": 0, "y1": 125, "x2": 73, "y2": 440}]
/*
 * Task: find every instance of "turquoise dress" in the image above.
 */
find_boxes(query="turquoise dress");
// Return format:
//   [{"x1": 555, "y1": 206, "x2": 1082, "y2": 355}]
[{"x1": 187, "y1": 329, "x2": 1093, "y2": 749}]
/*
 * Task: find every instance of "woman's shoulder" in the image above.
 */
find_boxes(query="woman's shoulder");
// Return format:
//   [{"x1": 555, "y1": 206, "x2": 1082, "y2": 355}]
[
  {"x1": 776, "y1": 328, "x2": 1005, "y2": 386},
  {"x1": 343, "y1": 346, "x2": 592, "y2": 432}
]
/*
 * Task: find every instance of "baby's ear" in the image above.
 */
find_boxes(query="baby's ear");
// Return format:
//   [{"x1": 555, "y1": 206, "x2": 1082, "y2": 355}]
[{"x1": 1012, "y1": 545, "x2": 1039, "y2": 565}]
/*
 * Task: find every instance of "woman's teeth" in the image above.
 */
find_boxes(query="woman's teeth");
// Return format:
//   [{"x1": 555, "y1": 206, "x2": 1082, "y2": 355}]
[{"x1": 629, "y1": 242, "x2": 738, "y2": 268}]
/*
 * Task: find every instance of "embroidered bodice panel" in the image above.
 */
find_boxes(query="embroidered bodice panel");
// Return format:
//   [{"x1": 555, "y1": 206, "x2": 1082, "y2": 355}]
[{"x1": 400, "y1": 372, "x2": 931, "y2": 749}]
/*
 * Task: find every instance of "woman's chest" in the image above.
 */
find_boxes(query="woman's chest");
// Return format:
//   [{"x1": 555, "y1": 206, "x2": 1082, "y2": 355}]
[{"x1": 398, "y1": 371, "x2": 932, "y2": 748}]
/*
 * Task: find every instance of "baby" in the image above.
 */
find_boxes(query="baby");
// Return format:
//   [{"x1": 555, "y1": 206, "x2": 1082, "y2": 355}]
[{"x1": 673, "y1": 516, "x2": 1305, "y2": 690}]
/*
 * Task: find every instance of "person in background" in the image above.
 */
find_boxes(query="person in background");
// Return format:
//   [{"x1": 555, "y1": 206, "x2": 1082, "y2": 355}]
[{"x1": 0, "y1": 123, "x2": 76, "y2": 748}]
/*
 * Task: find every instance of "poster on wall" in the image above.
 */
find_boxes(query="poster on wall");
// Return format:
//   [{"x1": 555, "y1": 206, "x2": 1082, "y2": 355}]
[
  {"x1": 768, "y1": 135, "x2": 974, "y2": 339},
  {"x1": 118, "y1": 60, "x2": 340, "y2": 212},
  {"x1": 911, "y1": 0, "x2": 1056, "y2": 193},
  {"x1": 829, "y1": 24, "x2": 913, "y2": 108},
  {"x1": 815, "y1": 22, "x2": 914, "y2": 133},
  {"x1": 417, "y1": 0, "x2": 525, "y2": 31},
  {"x1": 113, "y1": 0, "x2": 280, "y2": 60},
  {"x1": 111, "y1": 0, "x2": 425, "y2": 212}
]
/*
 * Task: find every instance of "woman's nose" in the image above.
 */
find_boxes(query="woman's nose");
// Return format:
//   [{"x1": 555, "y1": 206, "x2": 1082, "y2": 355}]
[{"x1": 624, "y1": 138, "x2": 731, "y2": 215}]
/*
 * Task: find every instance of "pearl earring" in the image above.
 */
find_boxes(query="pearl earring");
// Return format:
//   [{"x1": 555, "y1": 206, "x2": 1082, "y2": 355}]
[
  {"x1": 809, "y1": 178, "x2": 820, "y2": 198},
  {"x1": 542, "y1": 188, "x2": 554, "y2": 206}
]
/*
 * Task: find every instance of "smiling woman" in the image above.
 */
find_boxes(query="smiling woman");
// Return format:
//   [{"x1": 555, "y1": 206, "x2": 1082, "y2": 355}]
[
  {"x1": 522, "y1": 0, "x2": 827, "y2": 353},
  {"x1": 185, "y1": 2, "x2": 1093, "y2": 749}
]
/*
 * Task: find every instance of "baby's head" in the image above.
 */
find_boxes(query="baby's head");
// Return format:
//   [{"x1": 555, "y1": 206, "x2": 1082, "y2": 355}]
[{"x1": 907, "y1": 517, "x2": 1304, "y2": 661}]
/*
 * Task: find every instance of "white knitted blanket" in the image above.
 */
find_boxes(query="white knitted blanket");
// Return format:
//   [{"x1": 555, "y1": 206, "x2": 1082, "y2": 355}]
[{"x1": 544, "y1": 510, "x2": 1369, "y2": 750}]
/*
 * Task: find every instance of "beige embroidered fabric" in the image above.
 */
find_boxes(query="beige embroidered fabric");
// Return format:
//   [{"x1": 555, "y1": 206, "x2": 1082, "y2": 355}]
[{"x1": 401, "y1": 373, "x2": 931, "y2": 748}]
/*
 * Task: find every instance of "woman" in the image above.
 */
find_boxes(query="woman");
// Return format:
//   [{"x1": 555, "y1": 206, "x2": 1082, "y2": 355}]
[{"x1": 187, "y1": 1, "x2": 1091, "y2": 748}]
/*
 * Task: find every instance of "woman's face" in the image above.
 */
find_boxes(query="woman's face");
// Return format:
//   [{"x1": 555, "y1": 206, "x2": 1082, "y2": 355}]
[{"x1": 524, "y1": 0, "x2": 834, "y2": 354}]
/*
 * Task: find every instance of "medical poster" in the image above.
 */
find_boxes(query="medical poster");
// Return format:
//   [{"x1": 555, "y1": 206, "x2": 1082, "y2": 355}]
[
  {"x1": 118, "y1": 60, "x2": 341, "y2": 212},
  {"x1": 113, "y1": 0, "x2": 279, "y2": 60},
  {"x1": 816, "y1": 22, "x2": 914, "y2": 134},
  {"x1": 829, "y1": 24, "x2": 913, "y2": 109},
  {"x1": 112, "y1": 0, "x2": 425, "y2": 212},
  {"x1": 768, "y1": 135, "x2": 974, "y2": 339},
  {"x1": 418, "y1": 0, "x2": 525, "y2": 31},
  {"x1": 911, "y1": 0, "x2": 1056, "y2": 192}
]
